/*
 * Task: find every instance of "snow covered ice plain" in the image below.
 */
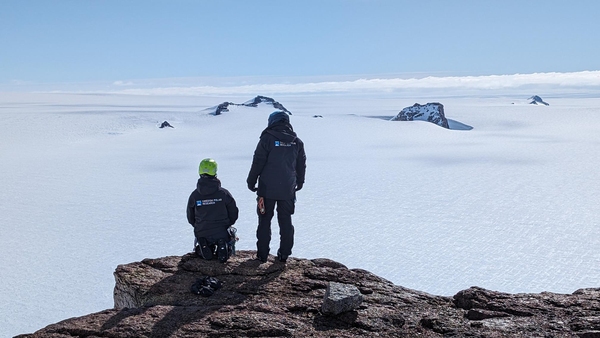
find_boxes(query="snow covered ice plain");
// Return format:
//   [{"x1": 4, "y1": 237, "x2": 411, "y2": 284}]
[{"x1": 1, "y1": 89, "x2": 599, "y2": 336}]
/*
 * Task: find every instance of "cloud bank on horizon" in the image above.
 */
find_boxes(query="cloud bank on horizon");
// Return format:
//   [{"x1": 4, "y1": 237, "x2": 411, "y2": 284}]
[{"x1": 107, "y1": 71, "x2": 600, "y2": 96}]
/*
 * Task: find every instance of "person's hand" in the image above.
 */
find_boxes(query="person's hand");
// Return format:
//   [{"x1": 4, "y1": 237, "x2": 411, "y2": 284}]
[
  {"x1": 248, "y1": 183, "x2": 258, "y2": 192},
  {"x1": 295, "y1": 182, "x2": 303, "y2": 191}
]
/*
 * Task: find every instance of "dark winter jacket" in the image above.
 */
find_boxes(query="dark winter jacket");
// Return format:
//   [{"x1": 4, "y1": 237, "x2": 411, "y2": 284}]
[
  {"x1": 187, "y1": 176, "x2": 238, "y2": 240},
  {"x1": 247, "y1": 122, "x2": 307, "y2": 200}
]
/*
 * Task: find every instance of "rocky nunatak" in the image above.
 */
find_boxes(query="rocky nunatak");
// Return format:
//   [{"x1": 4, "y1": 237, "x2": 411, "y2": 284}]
[
  {"x1": 17, "y1": 251, "x2": 600, "y2": 337},
  {"x1": 391, "y1": 102, "x2": 450, "y2": 128}
]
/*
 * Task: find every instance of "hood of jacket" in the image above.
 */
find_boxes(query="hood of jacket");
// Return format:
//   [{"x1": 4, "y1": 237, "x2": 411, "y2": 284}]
[
  {"x1": 261, "y1": 122, "x2": 297, "y2": 142},
  {"x1": 196, "y1": 176, "x2": 221, "y2": 195}
]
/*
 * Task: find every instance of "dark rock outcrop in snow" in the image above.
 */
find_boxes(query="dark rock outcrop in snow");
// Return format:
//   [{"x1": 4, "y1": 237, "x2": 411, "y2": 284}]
[
  {"x1": 159, "y1": 121, "x2": 174, "y2": 128},
  {"x1": 243, "y1": 95, "x2": 291, "y2": 114},
  {"x1": 213, "y1": 102, "x2": 235, "y2": 115},
  {"x1": 529, "y1": 95, "x2": 550, "y2": 105},
  {"x1": 391, "y1": 102, "x2": 450, "y2": 129},
  {"x1": 208, "y1": 96, "x2": 291, "y2": 116},
  {"x1": 18, "y1": 251, "x2": 600, "y2": 337}
]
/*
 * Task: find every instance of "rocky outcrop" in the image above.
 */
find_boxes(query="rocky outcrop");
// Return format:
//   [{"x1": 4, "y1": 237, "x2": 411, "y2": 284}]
[
  {"x1": 209, "y1": 96, "x2": 291, "y2": 116},
  {"x1": 321, "y1": 282, "x2": 363, "y2": 315},
  {"x1": 159, "y1": 121, "x2": 173, "y2": 128},
  {"x1": 529, "y1": 95, "x2": 550, "y2": 105},
  {"x1": 18, "y1": 251, "x2": 600, "y2": 337},
  {"x1": 391, "y1": 102, "x2": 450, "y2": 128},
  {"x1": 213, "y1": 102, "x2": 234, "y2": 115},
  {"x1": 243, "y1": 95, "x2": 291, "y2": 114}
]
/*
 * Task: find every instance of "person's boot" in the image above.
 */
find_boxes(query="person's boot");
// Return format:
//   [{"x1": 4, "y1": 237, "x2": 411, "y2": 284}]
[
  {"x1": 216, "y1": 239, "x2": 229, "y2": 263},
  {"x1": 277, "y1": 249, "x2": 288, "y2": 263},
  {"x1": 197, "y1": 238, "x2": 213, "y2": 260},
  {"x1": 255, "y1": 254, "x2": 268, "y2": 263}
]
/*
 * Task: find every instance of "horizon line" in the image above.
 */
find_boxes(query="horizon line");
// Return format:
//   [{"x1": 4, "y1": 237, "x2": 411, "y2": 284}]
[{"x1": 2, "y1": 70, "x2": 600, "y2": 96}]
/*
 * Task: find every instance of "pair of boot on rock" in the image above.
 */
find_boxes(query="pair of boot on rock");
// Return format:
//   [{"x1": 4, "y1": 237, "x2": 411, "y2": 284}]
[{"x1": 256, "y1": 249, "x2": 288, "y2": 264}]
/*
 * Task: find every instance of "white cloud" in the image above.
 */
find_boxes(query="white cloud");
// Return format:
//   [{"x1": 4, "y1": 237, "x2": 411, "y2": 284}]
[
  {"x1": 110, "y1": 71, "x2": 600, "y2": 96},
  {"x1": 113, "y1": 80, "x2": 134, "y2": 86}
]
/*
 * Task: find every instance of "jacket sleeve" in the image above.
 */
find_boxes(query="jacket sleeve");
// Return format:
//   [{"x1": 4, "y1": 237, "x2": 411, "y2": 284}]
[
  {"x1": 296, "y1": 139, "x2": 307, "y2": 184},
  {"x1": 186, "y1": 193, "x2": 195, "y2": 226},
  {"x1": 225, "y1": 192, "x2": 239, "y2": 226},
  {"x1": 247, "y1": 136, "x2": 269, "y2": 186}
]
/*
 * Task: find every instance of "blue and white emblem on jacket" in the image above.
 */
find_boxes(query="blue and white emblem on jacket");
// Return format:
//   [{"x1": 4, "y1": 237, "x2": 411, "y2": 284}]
[
  {"x1": 196, "y1": 198, "x2": 222, "y2": 207},
  {"x1": 275, "y1": 141, "x2": 294, "y2": 147}
]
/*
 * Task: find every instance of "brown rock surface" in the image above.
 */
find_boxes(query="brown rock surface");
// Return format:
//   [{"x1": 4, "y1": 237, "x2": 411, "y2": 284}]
[{"x1": 17, "y1": 250, "x2": 600, "y2": 337}]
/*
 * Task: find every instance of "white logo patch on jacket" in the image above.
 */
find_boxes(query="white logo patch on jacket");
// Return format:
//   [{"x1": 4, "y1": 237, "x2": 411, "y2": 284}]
[
  {"x1": 275, "y1": 140, "x2": 295, "y2": 147},
  {"x1": 196, "y1": 198, "x2": 223, "y2": 206}
]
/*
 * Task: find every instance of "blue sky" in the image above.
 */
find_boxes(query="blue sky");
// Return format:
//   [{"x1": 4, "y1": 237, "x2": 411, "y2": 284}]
[{"x1": 1, "y1": 0, "x2": 599, "y2": 85}]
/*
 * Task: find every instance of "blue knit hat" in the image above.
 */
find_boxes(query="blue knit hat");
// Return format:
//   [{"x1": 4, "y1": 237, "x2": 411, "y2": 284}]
[{"x1": 268, "y1": 111, "x2": 289, "y2": 126}]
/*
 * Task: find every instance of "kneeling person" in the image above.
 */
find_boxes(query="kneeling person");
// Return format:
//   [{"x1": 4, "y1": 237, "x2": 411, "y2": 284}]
[{"x1": 187, "y1": 158, "x2": 239, "y2": 263}]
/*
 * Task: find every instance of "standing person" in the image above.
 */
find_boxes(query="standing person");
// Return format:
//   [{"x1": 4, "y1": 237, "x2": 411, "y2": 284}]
[
  {"x1": 187, "y1": 158, "x2": 239, "y2": 263},
  {"x1": 247, "y1": 111, "x2": 307, "y2": 263}
]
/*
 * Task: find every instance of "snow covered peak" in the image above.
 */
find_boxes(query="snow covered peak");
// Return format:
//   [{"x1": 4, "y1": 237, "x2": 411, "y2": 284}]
[
  {"x1": 242, "y1": 95, "x2": 291, "y2": 114},
  {"x1": 209, "y1": 96, "x2": 291, "y2": 115},
  {"x1": 390, "y1": 102, "x2": 449, "y2": 128},
  {"x1": 528, "y1": 95, "x2": 549, "y2": 105}
]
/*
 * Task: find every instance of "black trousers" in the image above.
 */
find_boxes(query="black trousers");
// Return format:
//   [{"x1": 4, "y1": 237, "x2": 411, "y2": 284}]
[{"x1": 256, "y1": 197, "x2": 295, "y2": 259}]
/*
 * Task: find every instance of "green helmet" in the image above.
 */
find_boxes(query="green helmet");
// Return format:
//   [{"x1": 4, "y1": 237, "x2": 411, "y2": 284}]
[{"x1": 199, "y1": 158, "x2": 218, "y2": 176}]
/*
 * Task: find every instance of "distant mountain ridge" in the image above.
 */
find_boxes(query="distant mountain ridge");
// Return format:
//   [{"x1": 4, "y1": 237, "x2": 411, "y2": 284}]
[
  {"x1": 209, "y1": 95, "x2": 291, "y2": 115},
  {"x1": 208, "y1": 98, "x2": 473, "y2": 130},
  {"x1": 529, "y1": 95, "x2": 549, "y2": 105}
]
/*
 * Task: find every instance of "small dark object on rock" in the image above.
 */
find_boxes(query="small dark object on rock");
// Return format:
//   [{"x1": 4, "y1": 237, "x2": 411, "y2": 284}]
[
  {"x1": 191, "y1": 276, "x2": 223, "y2": 297},
  {"x1": 159, "y1": 121, "x2": 174, "y2": 128}
]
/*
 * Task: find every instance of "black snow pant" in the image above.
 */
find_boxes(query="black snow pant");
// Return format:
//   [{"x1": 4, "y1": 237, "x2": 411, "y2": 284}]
[{"x1": 256, "y1": 197, "x2": 295, "y2": 260}]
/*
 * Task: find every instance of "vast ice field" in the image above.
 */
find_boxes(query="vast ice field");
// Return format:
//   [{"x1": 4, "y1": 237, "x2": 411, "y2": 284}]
[{"x1": 1, "y1": 90, "x2": 599, "y2": 336}]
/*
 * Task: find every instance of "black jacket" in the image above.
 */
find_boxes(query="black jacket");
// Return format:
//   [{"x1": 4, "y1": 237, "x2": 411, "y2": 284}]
[
  {"x1": 247, "y1": 122, "x2": 307, "y2": 200},
  {"x1": 187, "y1": 176, "x2": 238, "y2": 239}
]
